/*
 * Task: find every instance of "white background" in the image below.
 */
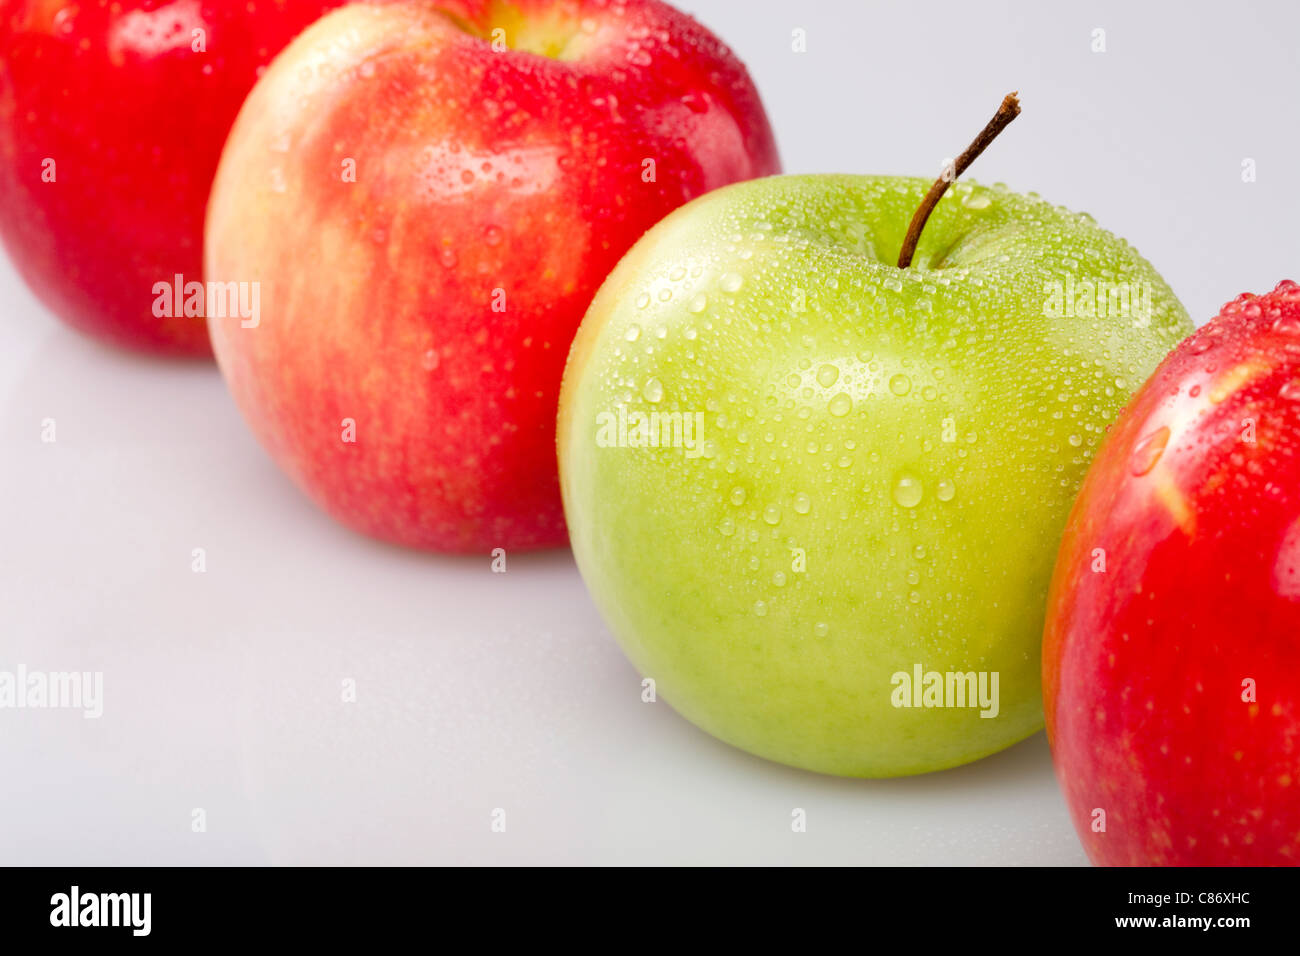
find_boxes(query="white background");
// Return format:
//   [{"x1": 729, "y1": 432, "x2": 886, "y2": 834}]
[{"x1": 2, "y1": 0, "x2": 1297, "y2": 865}]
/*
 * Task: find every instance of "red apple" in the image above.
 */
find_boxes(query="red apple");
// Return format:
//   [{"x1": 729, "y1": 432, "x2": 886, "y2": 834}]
[
  {"x1": 204, "y1": 0, "x2": 780, "y2": 552},
  {"x1": 1044, "y1": 279, "x2": 1300, "y2": 866},
  {"x1": 0, "y1": 0, "x2": 349, "y2": 356}
]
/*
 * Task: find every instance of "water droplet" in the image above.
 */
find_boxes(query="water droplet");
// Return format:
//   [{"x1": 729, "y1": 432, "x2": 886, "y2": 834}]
[
  {"x1": 421, "y1": 349, "x2": 439, "y2": 371},
  {"x1": 814, "y1": 622, "x2": 830, "y2": 638},
  {"x1": 687, "y1": 292, "x2": 708, "y2": 313},
  {"x1": 753, "y1": 600, "x2": 768, "y2": 617},
  {"x1": 1280, "y1": 381, "x2": 1300, "y2": 401},
  {"x1": 889, "y1": 374, "x2": 911, "y2": 396},
  {"x1": 772, "y1": 571, "x2": 787, "y2": 587},
  {"x1": 625, "y1": 325, "x2": 641, "y2": 342},
  {"x1": 1130, "y1": 426, "x2": 1170, "y2": 476},
  {"x1": 635, "y1": 292, "x2": 651, "y2": 309},
  {"x1": 792, "y1": 492, "x2": 811, "y2": 514},
  {"x1": 962, "y1": 191, "x2": 991, "y2": 209},
  {"x1": 892, "y1": 472, "x2": 924, "y2": 508},
  {"x1": 828, "y1": 392, "x2": 853, "y2": 417},
  {"x1": 1068, "y1": 433, "x2": 1082, "y2": 447},
  {"x1": 935, "y1": 479, "x2": 955, "y2": 502},
  {"x1": 730, "y1": 487, "x2": 747, "y2": 506},
  {"x1": 719, "y1": 272, "x2": 743, "y2": 293},
  {"x1": 913, "y1": 545, "x2": 927, "y2": 559},
  {"x1": 816, "y1": 364, "x2": 840, "y2": 387},
  {"x1": 642, "y1": 378, "x2": 664, "y2": 403},
  {"x1": 718, "y1": 517, "x2": 735, "y2": 536},
  {"x1": 906, "y1": 569, "x2": 920, "y2": 586},
  {"x1": 1274, "y1": 316, "x2": 1300, "y2": 335},
  {"x1": 763, "y1": 504, "x2": 782, "y2": 525}
]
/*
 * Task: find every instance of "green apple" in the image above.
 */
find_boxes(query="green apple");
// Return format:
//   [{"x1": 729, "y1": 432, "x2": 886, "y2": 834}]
[{"x1": 558, "y1": 173, "x2": 1192, "y2": 777}]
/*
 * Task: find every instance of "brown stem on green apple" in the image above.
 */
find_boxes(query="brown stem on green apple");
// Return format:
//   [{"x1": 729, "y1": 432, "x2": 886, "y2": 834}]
[{"x1": 896, "y1": 92, "x2": 1021, "y2": 270}]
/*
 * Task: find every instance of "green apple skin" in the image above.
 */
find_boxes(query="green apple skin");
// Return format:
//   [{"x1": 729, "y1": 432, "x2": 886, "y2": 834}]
[{"x1": 558, "y1": 175, "x2": 1192, "y2": 777}]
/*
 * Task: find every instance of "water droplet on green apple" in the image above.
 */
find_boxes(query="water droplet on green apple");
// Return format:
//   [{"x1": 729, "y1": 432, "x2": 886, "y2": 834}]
[
  {"x1": 814, "y1": 622, "x2": 830, "y2": 638},
  {"x1": 687, "y1": 292, "x2": 708, "y2": 313},
  {"x1": 718, "y1": 517, "x2": 735, "y2": 536},
  {"x1": 962, "y1": 191, "x2": 992, "y2": 209},
  {"x1": 625, "y1": 325, "x2": 641, "y2": 342},
  {"x1": 816, "y1": 364, "x2": 839, "y2": 387},
  {"x1": 730, "y1": 486, "x2": 747, "y2": 506},
  {"x1": 827, "y1": 393, "x2": 852, "y2": 417},
  {"x1": 772, "y1": 571, "x2": 787, "y2": 587},
  {"x1": 719, "y1": 272, "x2": 743, "y2": 293},
  {"x1": 642, "y1": 378, "x2": 664, "y2": 403},
  {"x1": 753, "y1": 600, "x2": 768, "y2": 617},
  {"x1": 889, "y1": 374, "x2": 911, "y2": 396},
  {"x1": 792, "y1": 492, "x2": 811, "y2": 514},
  {"x1": 763, "y1": 504, "x2": 781, "y2": 525},
  {"x1": 892, "y1": 472, "x2": 924, "y2": 508},
  {"x1": 635, "y1": 292, "x2": 651, "y2": 309}
]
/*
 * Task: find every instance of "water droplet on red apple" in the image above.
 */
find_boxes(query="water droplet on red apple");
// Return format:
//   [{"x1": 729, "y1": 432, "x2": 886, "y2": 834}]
[
  {"x1": 1279, "y1": 380, "x2": 1300, "y2": 401},
  {"x1": 1130, "y1": 425, "x2": 1171, "y2": 476}
]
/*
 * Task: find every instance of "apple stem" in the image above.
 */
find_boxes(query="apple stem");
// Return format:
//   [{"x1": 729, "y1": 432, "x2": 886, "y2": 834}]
[{"x1": 896, "y1": 92, "x2": 1021, "y2": 270}]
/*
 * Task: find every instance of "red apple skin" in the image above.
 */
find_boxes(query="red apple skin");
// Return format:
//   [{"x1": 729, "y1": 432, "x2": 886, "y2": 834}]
[
  {"x1": 1044, "y1": 280, "x2": 1300, "y2": 866},
  {"x1": 205, "y1": 0, "x2": 780, "y2": 552},
  {"x1": 0, "y1": 0, "x2": 350, "y2": 356}
]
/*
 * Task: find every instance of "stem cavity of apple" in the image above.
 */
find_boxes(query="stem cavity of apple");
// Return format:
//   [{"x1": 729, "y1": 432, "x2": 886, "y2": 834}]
[{"x1": 896, "y1": 92, "x2": 1021, "y2": 270}]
